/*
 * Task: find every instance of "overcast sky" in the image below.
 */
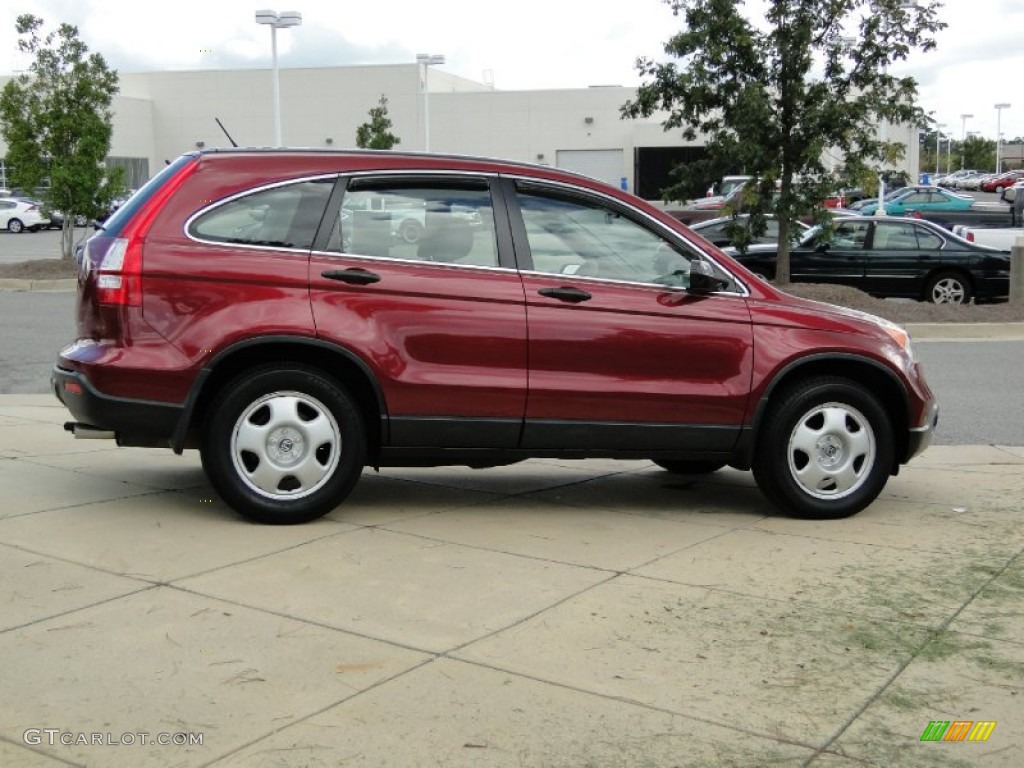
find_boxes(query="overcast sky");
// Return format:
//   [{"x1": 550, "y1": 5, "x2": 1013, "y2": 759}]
[{"x1": 2, "y1": 0, "x2": 1021, "y2": 142}]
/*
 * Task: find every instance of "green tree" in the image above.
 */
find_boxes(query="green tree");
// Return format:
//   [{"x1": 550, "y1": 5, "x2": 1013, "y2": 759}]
[
  {"x1": 0, "y1": 15, "x2": 123, "y2": 259},
  {"x1": 355, "y1": 95, "x2": 401, "y2": 150},
  {"x1": 958, "y1": 135, "x2": 995, "y2": 173},
  {"x1": 623, "y1": 0, "x2": 944, "y2": 283}
]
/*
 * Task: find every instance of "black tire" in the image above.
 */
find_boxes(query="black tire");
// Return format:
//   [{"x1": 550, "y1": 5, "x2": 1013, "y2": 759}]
[
  {"x1": 7, "y1": 218, "x2": 24, "y2": 233},
  {"x1": 752, "y1": 377, "x2": 894, "y2": 519},
  {"x1": 924, "y1": 271, "x2": 971, "y2": 305},
  {"x1": 200, "y1": 366, "x2": 366, "y2": 524},
  {"x1": 653, "y1": 460, "x2": 726, "y2": 475}
]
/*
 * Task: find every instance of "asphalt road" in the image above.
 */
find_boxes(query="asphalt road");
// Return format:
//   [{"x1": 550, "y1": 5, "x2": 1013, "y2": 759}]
[
  {"x1": 0, "y1": 227, "x2": 91, "y2": 264},
  {"x1": 1, "y1": 288, "x2": 1020, "y2": 446}
]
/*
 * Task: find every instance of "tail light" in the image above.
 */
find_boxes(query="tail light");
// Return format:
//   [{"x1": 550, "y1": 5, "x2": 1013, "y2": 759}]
[
  {"x1": 96, "y1": 239, "x2": 142, "y2": 306},
  {"x1": 26, "y1": 204, "x2": 38, "y2": 212},
  {"x1": 93, "y1": 160, "x2": 197, "y2": 307},
  {"x1": 965, "y1": 232, "x2": 974, "y2": 243}
]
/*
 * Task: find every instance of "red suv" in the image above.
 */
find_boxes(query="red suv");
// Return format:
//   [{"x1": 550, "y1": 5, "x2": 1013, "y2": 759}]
[{"x1": 54, "y1": 150, "x2": 938, "y2": 524}]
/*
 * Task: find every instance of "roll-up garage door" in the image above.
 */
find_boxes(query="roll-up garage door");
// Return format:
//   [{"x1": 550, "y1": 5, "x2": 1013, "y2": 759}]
[{"x1": 555, "y1": 149, "x2": 625, "y2": 190}]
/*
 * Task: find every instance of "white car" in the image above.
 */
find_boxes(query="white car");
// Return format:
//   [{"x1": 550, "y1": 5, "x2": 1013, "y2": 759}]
[{"x1": 0, "y1": 197, "x2": 50, "y2": 233}]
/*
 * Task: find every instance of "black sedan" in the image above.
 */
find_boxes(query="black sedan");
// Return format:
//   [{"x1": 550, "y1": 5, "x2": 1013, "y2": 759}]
[{"x1": 726, "y1": 216, "x2": 1010, "y2": 304}]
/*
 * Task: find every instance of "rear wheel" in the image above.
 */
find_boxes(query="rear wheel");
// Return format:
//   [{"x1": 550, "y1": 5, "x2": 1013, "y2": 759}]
[
  {"x1": 201, "y1": 366, "x2": 366, "y2": 524},
  {"x1": 7, "y1": 218, "x2": 24, "y2": 233},
  {"x1": 925, "y1": 271, "x2": 971, "y2": 304},
  {"x1": 752, "y1": 377, "x2": 893, "y2": 519},
  {"x1": 653, "y1": 460, "x2": 726, "y2": 475}
]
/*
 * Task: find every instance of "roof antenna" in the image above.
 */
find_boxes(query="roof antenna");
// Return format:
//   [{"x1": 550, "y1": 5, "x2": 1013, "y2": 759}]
[{"x1": 215, "y1": 117, "x2": 238, "y2": 148}]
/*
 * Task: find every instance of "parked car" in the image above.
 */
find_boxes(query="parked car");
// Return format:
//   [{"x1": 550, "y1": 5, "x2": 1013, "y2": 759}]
[
  {"x1": 856, "y1": 187, "x2": 974, "y2": 216},
  {"x1": 706, "y1": 175, "x2": 752, "y2": 197},
  {"x1": 848, "y1": 185, "x2": 937, "y2": 211},
  {"x1": 728, "y1": 215, "x2": 1010, "y2": 304},
  {"x1": 936, "y1": 169, "x2": 978, "y2": 188},
  {"x1": 980, "y1": 171, "x2": 1024, "y2": 194},
  {"x1": 54, "y1": 149, "x2": 938, "y2": 525},
  {"x1": 690, "y1": 214, "x2": 810, "y2": 248},
  {"x1": 0, "y1": 197, "x2": 50, "y2": 232}
]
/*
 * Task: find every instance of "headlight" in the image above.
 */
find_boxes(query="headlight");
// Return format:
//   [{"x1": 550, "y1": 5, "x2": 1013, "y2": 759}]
[{"x1": 879, "y1": 321, "x2": 915, "y2": 363}]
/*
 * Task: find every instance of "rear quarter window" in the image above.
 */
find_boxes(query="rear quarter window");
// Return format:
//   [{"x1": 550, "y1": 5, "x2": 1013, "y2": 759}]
[{"x1": 188, "y1": 178, "x2": 334, "y2": 250}]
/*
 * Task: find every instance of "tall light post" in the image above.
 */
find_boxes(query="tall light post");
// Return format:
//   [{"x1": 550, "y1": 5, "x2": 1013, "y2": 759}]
[
  {"x1": 959, "y1": 113, "x2": 973, "y2": 170},
  {"x1": 995, "y1": 103, "x2": 1011, "y2": 173},
  {"x1": 255, "y1": 9, "x2": 302, "y2": 147},
  {"x1": 416, "y1": 53, "x2": 445, "y2": 152},
  {"x1": 934, "y1": 123, "x2": 946, "y2": 179}
]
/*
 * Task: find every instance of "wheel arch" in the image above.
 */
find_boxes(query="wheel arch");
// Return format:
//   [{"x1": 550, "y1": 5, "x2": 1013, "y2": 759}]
[
  {"x1": 172, "y1": 336, "x2": 387, "y2": 458},
  {"x1": 733, "y1": 353, "x2": 910, "y2": 471}
]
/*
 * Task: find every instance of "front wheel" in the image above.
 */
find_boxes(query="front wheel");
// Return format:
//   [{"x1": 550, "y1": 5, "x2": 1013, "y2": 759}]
[
  {"x1": 7, "y1": 218, "x2": 24, "y2": 233},
  {"x1": 752, "y1": 377, "x2": 894, "y2": 519},
  {"x1": 925, "y1": 271, "x2": 971, "y2": 305},
  {"x1": 201, "y1": 366, "x2": 366, "y2": 524}
]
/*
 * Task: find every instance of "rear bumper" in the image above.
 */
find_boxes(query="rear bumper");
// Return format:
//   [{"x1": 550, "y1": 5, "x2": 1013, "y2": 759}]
[{"x1": 52, "y1": 365, "x2": 182, "y2": 446}]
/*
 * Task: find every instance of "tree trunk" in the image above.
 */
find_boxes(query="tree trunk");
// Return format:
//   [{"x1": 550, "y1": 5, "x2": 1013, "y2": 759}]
[{"x1": 61, "y1": 218, "x2": 74, "y2": 261}]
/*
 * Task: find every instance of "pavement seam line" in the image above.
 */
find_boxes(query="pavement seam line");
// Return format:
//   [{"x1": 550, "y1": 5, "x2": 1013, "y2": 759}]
[
  {"x1": 0, "y1": 734, "x2": 87, "y2": 767},
  {"x1": 0, "y1": 582, "x2": 161, "y2": 635},
  {"x1": 806, "y1": 544, "x2": 1024, "y2": 764},
  {"x1": 441, "y1": 656, "x2": 823, "y2": 756}
]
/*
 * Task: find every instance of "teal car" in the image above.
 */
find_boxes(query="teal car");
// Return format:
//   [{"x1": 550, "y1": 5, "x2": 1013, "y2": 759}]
[{"x1": 858, "y1": 187, "x2": 973, "y2": 216}]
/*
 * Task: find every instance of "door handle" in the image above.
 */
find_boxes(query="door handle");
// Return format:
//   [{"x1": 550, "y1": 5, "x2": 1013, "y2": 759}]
[
  {"x1": 321, "y1": 268, "x2": 381, "y2": 285},
  {"x1": 538, "y1": 286, "x2": 592, "y2": 303}
]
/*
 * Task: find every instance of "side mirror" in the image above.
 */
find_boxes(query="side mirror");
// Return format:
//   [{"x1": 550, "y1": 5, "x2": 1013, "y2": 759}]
[{"x1": 687, "y1": 260, "x2": 726, "y2": 295}]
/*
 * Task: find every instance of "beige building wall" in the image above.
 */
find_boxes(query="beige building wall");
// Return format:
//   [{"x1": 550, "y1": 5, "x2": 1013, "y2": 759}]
[{"x1": 1, "y1": 64, "x2": 919, "y2": 197}]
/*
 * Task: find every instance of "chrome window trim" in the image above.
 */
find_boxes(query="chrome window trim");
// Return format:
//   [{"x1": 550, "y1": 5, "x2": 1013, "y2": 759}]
[
  {"x1": 310, "y1": 250, "x2": 518, "y2": 276},
  {"x1": 505, "y1": 174, "x2": 750, "y2": 297},
  {"x1": 517, "y1": 268, "x2": 751, "y2": 299}
]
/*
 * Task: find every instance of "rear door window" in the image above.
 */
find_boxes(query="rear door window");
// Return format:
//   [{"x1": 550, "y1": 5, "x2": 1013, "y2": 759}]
[{"x1": 323, "y1": 181, "x2": 499, "y2": 268}]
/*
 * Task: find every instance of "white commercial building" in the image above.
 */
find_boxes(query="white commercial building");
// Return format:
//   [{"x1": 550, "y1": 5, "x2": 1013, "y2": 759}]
[{"x1": 1, "y1": 63, "x2": 919, "y2": 200}]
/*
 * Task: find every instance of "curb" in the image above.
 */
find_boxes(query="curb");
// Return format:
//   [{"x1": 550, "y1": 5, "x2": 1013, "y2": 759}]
[
  {"x1": 0, "y1": 278, "x2": 76, "y2": 292},
  {"x1": 905, "y1": 322, "x2": 1024, "y2": 341}
]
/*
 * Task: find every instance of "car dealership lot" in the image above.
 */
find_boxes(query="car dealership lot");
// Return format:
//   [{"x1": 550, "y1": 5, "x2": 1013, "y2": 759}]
[{"x1": 0, "y1": 394, "x2": 1022, "y2": 767}]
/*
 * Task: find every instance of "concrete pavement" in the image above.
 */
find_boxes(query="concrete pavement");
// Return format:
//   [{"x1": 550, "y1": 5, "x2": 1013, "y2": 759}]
[{"x1": 0, "y1": 393, "x2": 1022, "y2": 767}]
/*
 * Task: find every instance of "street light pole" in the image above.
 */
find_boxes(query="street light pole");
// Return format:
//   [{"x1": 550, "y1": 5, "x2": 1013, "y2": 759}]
[
  {"x1": 934, "y1": 123, "x2": 945, "y2": 179},
  {"x1": 255, "y1": 10, "x2": 303, "y2": 147},
  {"x1": 959, "y1": 113, "x2": 973, "y2": 170},
  {"x1": 995, "y1": 103, "x2": 1011, "y2": 174},
  {"x1": 416, "y1": 53, "x2": 445, "y2": 152}
]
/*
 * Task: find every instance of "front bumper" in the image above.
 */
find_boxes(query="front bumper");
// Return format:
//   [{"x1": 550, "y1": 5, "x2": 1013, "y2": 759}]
[{"x1": 906, "y1": 398, "x2": 939, "y2": 461}]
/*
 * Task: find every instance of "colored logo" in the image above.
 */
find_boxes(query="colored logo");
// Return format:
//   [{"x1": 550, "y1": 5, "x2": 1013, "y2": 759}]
[{"x1": 920, "y1": 720, "x2": 996, "y2": 742}]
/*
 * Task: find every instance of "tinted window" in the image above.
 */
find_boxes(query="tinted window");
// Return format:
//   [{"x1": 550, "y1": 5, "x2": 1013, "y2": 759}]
[
  {"x1": 190, "y1": 178, "x2": 333, "y2": 249},
  {"x1": 914, "y1": 227, "x2": 944, "y2": 250},
  {"x1": 900, "y1": 192, "x2": 930, "y2": 205},
  {"x1": 517, "y1": 189, "x2": 728, "y2": 289},
  {"x1": 103, "y1": 154, "x2": 196, "y2": 238},
  {"x1": 831, "y1": 221, "x2": 871, "y2": 249},
  {"x1": 871, "y1": 222, "x2": 919, "y2": 250},
  {"x1": 325, "y1": 183, "x2": 498, "y2": 267}
]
